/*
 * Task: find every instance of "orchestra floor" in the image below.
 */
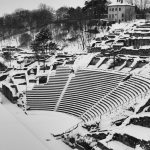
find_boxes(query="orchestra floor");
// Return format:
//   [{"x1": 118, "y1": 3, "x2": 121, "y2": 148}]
[{"x1": 0, "y1": 92, "x2": 80, "y2": 150}]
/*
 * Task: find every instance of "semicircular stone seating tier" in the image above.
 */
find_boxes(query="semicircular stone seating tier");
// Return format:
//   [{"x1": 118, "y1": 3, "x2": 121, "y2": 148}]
[
  {"x1": 57, "y1": 69, "x2": 126, "y2": 117},
  {"x1": 81, "y1": 76, "x2": 150, "y2": 122},
  {"x1": 26, "y1": 66, "x2": 71, "y2": 111}
]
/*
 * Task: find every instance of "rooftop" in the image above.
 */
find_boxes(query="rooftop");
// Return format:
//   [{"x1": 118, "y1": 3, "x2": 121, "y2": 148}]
[{"x1": 108, "y1": 0, "x2": 135, "y2": 7}]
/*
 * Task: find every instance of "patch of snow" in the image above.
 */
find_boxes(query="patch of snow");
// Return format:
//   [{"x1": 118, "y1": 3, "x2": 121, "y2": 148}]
[
  {"x1": 107, "y1": 141, "x2": 134, "y2": 150},
  {"x1": 112, "y1": 125, "x2": 150, "y2": 141}
]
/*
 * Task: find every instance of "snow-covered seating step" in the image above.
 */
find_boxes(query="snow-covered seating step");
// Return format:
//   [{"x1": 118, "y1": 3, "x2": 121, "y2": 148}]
[
  {"x1": 27, "y1": 66, "x2": 70, "y2": 111},
  {"x1": 131, "y1": 77, "x2": 150, "y2": 92},
  {"x1": 57, "y1": 69, "x2": 126, "y2": 118},
  {"x1": 81, "y1": 76, "x2": 150, "y2": 122}
]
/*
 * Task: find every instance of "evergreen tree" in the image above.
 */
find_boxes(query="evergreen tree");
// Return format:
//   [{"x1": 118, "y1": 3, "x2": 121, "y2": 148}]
[
  {"x1": 30, "y1": 27, "x2": 55, "y2": 63},
  {"x1": 35, "y1": 27, "x2": 52, "y2": 45},
  {"x1": 83, "y1": 0, "x2": 108, "y2": 19}
]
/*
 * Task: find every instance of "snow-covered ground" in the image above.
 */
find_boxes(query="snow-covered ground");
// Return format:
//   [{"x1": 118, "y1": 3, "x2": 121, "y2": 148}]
[
  {"x1": 0, "y1": 104, "x2": 49, "y2": 150},
  {"x1": 0, "y1": 92, "x2": 80, "y2": 150},
  {"x1": 107, "y1": 141, "x2": 134, "y2": 150}
]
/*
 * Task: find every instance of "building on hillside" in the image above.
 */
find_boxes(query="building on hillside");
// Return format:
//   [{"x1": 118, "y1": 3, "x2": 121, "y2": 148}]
[{"x1": 108, "y1": 0, "x2": 135, "y2": 23}]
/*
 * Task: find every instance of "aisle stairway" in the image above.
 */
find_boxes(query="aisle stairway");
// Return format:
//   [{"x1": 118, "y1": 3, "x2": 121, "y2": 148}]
[
  {"x1": 26, "y1": 66, "x2": 70, "y2": 111},
  {"x1": 57, "y1": 69, "x2": 126, "y2": 117}
]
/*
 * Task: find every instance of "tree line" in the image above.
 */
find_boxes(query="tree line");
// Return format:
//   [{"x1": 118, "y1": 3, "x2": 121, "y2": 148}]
[
  {"x1": 1, "y1": 0, "x2": 149, "y2": 40},
  {"x1": 0, "y1": 0, "x2": 110, "y2": 39},
  {"x1": 1, "y1": 0, "x2": 150, "y2": 52},
  {"x1": 0, "y1": 4, "x2": 54, "y2": 39}
]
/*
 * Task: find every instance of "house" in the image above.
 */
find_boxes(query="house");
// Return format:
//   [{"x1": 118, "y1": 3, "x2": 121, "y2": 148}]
[{"x1": 108, "y1": 0, "x2": 135, "y2": 23}]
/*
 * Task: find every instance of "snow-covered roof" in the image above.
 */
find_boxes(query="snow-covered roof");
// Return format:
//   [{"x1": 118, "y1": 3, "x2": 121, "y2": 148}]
[
  {"x1": 135, "y1": 28, "x2": 150, "y2": 31},
  {"x1": 139, "y1": 45, "x2": 150, "y2": 49},
  {"x1": 108, "y1": 0, "x2": 135, "y2": 7}
]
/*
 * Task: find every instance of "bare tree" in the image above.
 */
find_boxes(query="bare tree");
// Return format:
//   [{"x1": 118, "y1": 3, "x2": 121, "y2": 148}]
[
  {"x1": 76, "y1": 20, "x2": 88, "y2": 51},
  {"x1": 126, "y1": 0, "x2": 134, "y2": 5},
  {"x1": 143, "y1": 0, "x2": 150, "y2": 9},
  {"x1": 38, "y1": 3, "x2": 54, "y2": 13},
  {"x1": 128, "y1": 0, "x2": 150, "y2": 9}
]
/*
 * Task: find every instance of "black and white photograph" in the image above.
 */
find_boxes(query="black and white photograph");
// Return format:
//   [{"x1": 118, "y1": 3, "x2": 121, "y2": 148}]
[{"x1": 0, "y1": 0, "x2": 150, "y2": 150}]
